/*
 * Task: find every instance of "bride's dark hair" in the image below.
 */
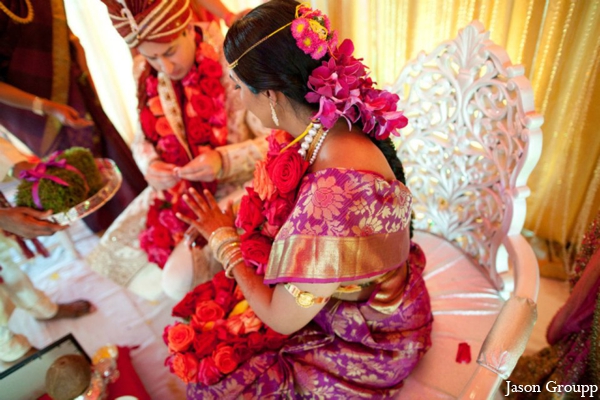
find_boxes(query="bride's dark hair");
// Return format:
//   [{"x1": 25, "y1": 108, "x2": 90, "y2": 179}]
[{"x1": 225, "y1": 0, "x2": 412, "y2": 236}]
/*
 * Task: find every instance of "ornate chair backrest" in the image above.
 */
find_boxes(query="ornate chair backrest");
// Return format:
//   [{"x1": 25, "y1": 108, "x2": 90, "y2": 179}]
[{"x1": 390, "y1": 21, "x2": 543, "y2": 289}]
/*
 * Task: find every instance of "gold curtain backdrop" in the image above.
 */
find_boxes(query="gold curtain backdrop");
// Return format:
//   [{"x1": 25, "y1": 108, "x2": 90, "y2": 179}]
[{"x1": 311, "y1": 0, "x2": 600, "y2": 255}]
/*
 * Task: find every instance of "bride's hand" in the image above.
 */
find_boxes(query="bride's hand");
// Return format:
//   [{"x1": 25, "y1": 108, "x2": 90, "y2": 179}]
[{"x1": 176, "y1": 188, "x2": 235, "y2": 240}]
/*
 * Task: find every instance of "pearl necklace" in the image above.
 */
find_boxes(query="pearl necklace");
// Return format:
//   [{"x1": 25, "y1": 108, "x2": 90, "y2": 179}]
[{"x1": 298, "y1": 121, "x2": 329, "y2": 165}]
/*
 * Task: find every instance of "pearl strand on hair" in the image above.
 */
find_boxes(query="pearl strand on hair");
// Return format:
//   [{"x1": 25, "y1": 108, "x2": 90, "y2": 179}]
[
  {"x1": 309, "y1": 129, "x2": 329, "y2": 165},
  {"x1": 298, "y1": 121, "x2": 320, "y2": 159},
  {"x1": 298, "y1": 121, "x2": 328, "y2": 165}
]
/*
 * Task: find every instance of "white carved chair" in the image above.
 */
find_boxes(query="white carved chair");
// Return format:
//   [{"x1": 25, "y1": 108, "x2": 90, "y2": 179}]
[{"x1": 390, "y1": 21, "x2": 543, "y2": 399}]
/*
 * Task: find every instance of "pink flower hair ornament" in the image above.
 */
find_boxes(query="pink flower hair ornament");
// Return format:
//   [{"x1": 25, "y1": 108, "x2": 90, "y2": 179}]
[{"x1": 305, "y1": 39, "x2": 408, "y2": 140}]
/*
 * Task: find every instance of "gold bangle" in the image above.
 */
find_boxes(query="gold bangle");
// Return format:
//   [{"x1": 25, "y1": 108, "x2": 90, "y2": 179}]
[
  {"x1": 32, "y1": 96, "x2": 44, "y2": 116},
  {"x1": 209, "y1": 227, "x2": 238, "y2": 253},
  {"x1": 225, "y1": 257, "x2": 245, "y2": 278},
  {"x1": 283, "y1": 283, "x2": 330, "y2": 308},
  {"x1": 217, "y1": 244, "x2": 241, "y2": 265},
  {"x1": 216, "y1": 241, "x2": 239, "y2": 259}
]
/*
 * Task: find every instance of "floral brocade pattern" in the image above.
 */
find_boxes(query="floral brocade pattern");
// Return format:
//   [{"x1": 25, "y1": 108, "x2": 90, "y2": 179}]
[
  {"x1": 278, "y1": 168, "x2": 412, "y2": 240},
  {"x1": 187, "y1": 169, "x2": 431, "y2": 399}
]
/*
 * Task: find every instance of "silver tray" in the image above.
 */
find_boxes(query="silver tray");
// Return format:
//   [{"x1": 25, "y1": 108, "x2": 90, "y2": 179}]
[{"x1": 47, "y1": 158, "x2": 122, "y2": 225}]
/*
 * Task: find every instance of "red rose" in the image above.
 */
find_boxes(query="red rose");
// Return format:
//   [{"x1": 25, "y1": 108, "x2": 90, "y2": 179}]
[
  {"x1": 195, "y1": 300, "x2": 225, "y2": 322},
  {"x1": 181, "y1": 67, "x2": 200, "y2": 87},
  {"x1": 267, "y1": 150, "x2": 308, "y2": 194},
  {"x1": 147, "y1": 246, "x2": 170, "y2": 267},
  {"x1": 187, "y1": 117, "x2": 213, "y2": 145},
  {"x1": 214, "y1": 290, "x2": 234, "y2": 310},
  {"x1": 232, "y1": 343, "x2": 252, "y2": 364},
  {"x1": 264, "y1": 327, "x2": 288, "y2": 350},
  {"x1": 167, "y1": 323, "x2": 196, "y2": 352},
  {"x1": 199, "y1": 77, "x2": 224, "y2": 97},
  {"x1": 193, "y1": 330, "x2": 218, "y2": 358},
  {"x1": 156, "y1": 135, "x2": 189, "y2": 166},
  {"x1": 197, "y1": 356, "x2": 222, "y2": 385},
  {"x1": 267, "y1": 130, "x2": 294, "y2": 156},
  {"x1": 172, "y1": 353, "x2": 199, "y2": 384},
  {"x1": 146, "y1": 201, "x2": 162, "y2": 226},
  {"x1": 240, "y1": 232, "x2": 272, "y2": 274},
  {"x1": 192, "y1": 281, "x2": 216, "y2": 302},
  {"x1": 148, "y1": 224, "x2": 173, "y2": 248},
  {"x1": 235, "y1": 187, "x2": 266, "y2": 233},
  {"x1": 247, "y1": 332, "x2": 264, "y2": 350},
  {"x1": 263, "y1": 197, "x2": 293, "y2": 227},
  {"x1": 212, "y1": 271, "x2": 235, "y2": 294},
  {"x1": 145, "y1": 75, "x2": 159, "y2": 97},
  {"x1": 198, "y1": 58, "x2": 223, "y2": 79},
  {"x1": 190, "y1": 94, "x2": 215, "y2": 121},
  {"x1": 140, "y1": 106, "x2": 159, "y2": 142},
  {"x1": 172, "y1": 282, "x2": 212, "y2": 319},
  {"x1": 213, "y1": 345, "x2": 238, "y2": 374}
]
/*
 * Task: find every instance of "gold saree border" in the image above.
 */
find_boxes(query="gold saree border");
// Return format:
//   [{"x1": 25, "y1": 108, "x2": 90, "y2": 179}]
[
  {"x1": 41, "y1": 0, "x2": 70, "y2": 155},
  {"x1": 265, "y1": 230, "x2": 409, "y2": 283}
]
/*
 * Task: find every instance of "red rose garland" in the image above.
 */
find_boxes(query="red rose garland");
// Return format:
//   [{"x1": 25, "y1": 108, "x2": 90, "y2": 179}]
[
  {"x1": 235, "y1": 130, "x2": 309, "y2": 274},
  {"x1": 138, "y1": 31, "x2": 228, "y2": 268},
  {"x1": 164, "y1": 131, "x2": 308, "y2": 385}
]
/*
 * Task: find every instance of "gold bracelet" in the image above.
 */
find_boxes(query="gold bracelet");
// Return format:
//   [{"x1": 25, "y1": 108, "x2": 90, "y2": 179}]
[
  {"x1": 218, "y1": 244, "x2": 241, "y2": 266},
  {"x1": 216, "y1": 241, "x2": 240, "y2": 263},
  {"x1": 225, "y1": 256, "x2": 245, "y2": 278},
  {"x1": 284, "y1": 283, "x2": 330, "y2": 308},
  {"x1": 209, "y1": 227, "x2": 238, "y2": 254}
]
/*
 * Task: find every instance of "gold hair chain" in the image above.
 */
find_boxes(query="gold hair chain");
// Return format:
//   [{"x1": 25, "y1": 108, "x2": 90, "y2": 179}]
[{"x1": 0, "y1": 0, "x2": 34, "y2": 24}]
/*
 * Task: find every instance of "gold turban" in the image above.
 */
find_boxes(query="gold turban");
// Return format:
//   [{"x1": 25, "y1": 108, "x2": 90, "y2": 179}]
[{"x1": 101, "y1": 0, "x2": 193, "y2": 48}]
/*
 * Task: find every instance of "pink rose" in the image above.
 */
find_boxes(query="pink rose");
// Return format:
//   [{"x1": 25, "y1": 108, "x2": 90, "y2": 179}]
[
  {"x1": 159, "y1": 209, "x2": 186, "y2": 233},
  {"x1": 156, "y1": 135, "x2": 189, "y2": 166},
  {"x1": 148, "y1": 224, "x2": 173, "y2": 248},
  {"x1": 147, "y1": 246, "x2": 170, "y2": 267},
  {"x1": 145, "y1": 75, "x2": 159, "y2": 97},
  {"x1": 196, "y1": 356, "x2": 222, "y2": 385}
]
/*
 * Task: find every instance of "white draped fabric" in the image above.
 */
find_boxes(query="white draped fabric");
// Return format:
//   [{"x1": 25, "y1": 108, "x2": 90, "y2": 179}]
[{"x1": 64, "y1": 0, "x2": 138, "y2": 143}]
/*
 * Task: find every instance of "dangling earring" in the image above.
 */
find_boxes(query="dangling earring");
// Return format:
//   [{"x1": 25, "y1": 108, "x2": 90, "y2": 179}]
[{"x1": 270, "y1": 101, "x2": 280, "y2": 126}]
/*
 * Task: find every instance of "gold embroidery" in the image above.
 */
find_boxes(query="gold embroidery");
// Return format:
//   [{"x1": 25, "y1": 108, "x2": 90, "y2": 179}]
[{"x1": 266, "y1": 230, "x2": 410, "y2": 282}]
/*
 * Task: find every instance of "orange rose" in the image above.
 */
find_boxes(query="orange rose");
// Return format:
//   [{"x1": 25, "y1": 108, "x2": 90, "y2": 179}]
[
  {"x1": 172, "y1": 352, "x2": 199, "y2": 384},
  {"x1": 155, "y1": 117, "x2": 173, "y2": 137},
  {"x1": 239, "y1": 309, "x2": 262, "y2": 333},
  {"x1": 199, "y1": 42, "x2": 219, "y2": 62},
  {"x1": 225, "y1": 315, "x2": 245, "y2": 336},
  {"x1": 195, "y1": 300, "x2": 225, "y2": 322},
  {"x1": 253, "y1": 160, "x2": 276, "y2": 201},
  {"x1": 213, "y1": 345, "x2": 238, "y2": 374},
  {"x1": 148, "y1": 96, "x2": 164, "y2": 116},
  {"x1": 167, "y1": 323, "x2": 196, "y2": 352}
]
